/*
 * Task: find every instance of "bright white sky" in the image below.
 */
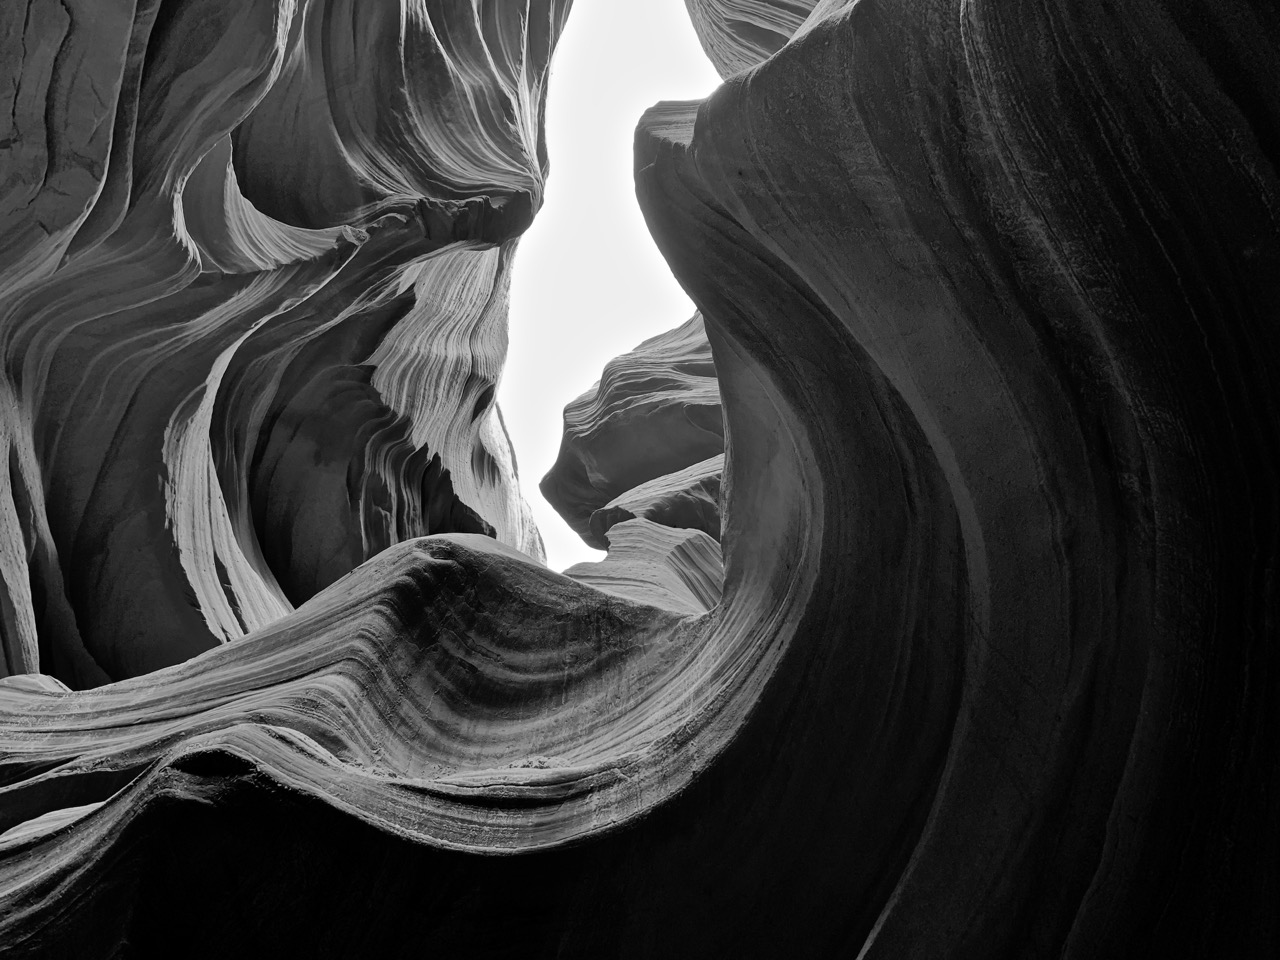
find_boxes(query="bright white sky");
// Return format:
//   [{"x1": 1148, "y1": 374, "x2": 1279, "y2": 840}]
[{"x1": 499, "y1": 1, "x2": 721, "y2": 571}]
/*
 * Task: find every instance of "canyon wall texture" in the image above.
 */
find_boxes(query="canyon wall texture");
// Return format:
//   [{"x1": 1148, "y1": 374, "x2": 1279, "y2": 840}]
[
  {"x1": 0, "y1": 0, "x2": 554, "y2": 689},
  {"x1": 1, "y1": 0, "x2": 1278, "y2": 957}
]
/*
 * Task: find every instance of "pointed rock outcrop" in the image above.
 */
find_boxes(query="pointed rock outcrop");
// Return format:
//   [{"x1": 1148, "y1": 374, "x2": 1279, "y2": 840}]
[
  {"x1": 589, "y1": 453, "x2": 723, "y2": 545},
  {"x1": 541, "y1": 312, "x2": 723, "y2": 548}
]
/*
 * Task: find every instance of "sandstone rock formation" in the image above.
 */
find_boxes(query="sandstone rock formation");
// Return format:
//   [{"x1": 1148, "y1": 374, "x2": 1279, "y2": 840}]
[
  {"x1": 683, "y1": 0, "x2": 819, "y2": 77},
  {"x1": 0, "y1": 0, "x2": 552, "y2": 687},
  {"x1": 1, "y1": 0, "x2": 1277, "y2": 957},
  {"x1": 541, "y1": 312, "x2": 723, "y2": 548},
  {"x1": 564, "y1": 517, "x2": 723, "y2": 615},
  {"x1": 588, "y1": 453, "x2": 723, "y2": 545}
]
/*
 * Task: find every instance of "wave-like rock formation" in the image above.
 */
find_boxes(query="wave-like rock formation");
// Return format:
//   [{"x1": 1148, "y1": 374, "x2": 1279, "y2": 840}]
[
  {"x1": 589, "y1": 453, "x2": 724, "y2": 545},
  {"x1": 684, "y1": 0, "x2": 819, "y2": 78},
  {"x1": 541, "y1": 312, "x2": 723, "y2": 548},
  {"x1": 1, "y1": 0, "x2": 1277, "y2": 957},
  {"x1": 634, "y1": 0, "x2": 1280, "y2": 954},
  {"x1": 565, "y1": 518, "x2": 723, "y2": 616},
  {"x1": 0, "y1": 0, "x2": 555, "y2": 687}
]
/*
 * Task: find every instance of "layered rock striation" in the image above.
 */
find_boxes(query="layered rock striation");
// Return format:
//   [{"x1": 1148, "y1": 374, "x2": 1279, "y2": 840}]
[
  {"x1": 1, "y1": 0, "x2": 1277, "y2": 957},
  {"x1": 0, "y1": 0, "x2": 557, "y2": 686},
  {"x1": 588, "y1": 453, "x2": 724, "y2": 546},
  {"x1": 564, "y1": 517, "x2": 723, "y2": 615},
  {"x1": 683, "y1": 0, "x2": 820, "y2": 78},
  {"x1": 541, "y1": 312, "x2": 723, "y2": 548},
  {"x1": 542, "y1": 314, "x2": 727, "y2": 612}
]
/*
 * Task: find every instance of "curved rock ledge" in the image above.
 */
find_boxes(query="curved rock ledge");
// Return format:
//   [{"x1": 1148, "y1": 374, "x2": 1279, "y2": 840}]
[
  {"x1": 564, "y1": 518, "x2": 724, "y2": 615},
  {"x1": 589, "y1": 453, "x2": 724, "y2": 545}
]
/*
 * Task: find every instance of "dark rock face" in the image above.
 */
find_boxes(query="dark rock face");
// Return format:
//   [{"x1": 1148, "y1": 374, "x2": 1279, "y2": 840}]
[
  {"x1": 636, "y1": 0, "x2": 1280, "y2": 954},
  {"x1": 1, "y1": 1, "x2": 1278, "y2": 958}
]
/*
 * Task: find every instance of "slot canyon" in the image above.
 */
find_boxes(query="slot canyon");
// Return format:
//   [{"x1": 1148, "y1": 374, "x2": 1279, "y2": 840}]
[{"x1": 0, "y1": 0, "x2": 1276, "y2": 956}]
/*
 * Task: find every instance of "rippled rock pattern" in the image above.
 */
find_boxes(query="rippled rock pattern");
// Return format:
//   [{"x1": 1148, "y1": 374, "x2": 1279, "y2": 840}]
[
  {"x1": 1, "y1": 0, "x2": 1278, "y2": 957},
  {"x1": 684, "y1": 0, "x2": 819, "y2": 77},
  {"x1": 590, "y1": 453, "x2": 724, "y2": 546},
  {"x1": 565, "y1": 518, "x2": 723, "y2": 616},
  {"x1": 0, "y1": 0, "x2": 554, "y2": 687},
  {"x1": 541, "y1": 312, "x2": 723, "y2": 548}
]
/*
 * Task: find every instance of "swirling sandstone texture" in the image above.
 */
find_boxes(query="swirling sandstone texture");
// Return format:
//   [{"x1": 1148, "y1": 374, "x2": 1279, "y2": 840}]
[
  {"x1": 564, "y1": 518, "x2": 723, "y2": 616},
  {"x1": 542, "y1": 314, "x2": 726, "y2": 610},
  {"x1": 683, "y1": 0, "x2": 819, "y2": 77},
  {"x1": 1, "y1": 0, "x2": 1278, "y2": 958},
  {"x1": 0, "y1": 0, "x2": 552, "y2": 688}
]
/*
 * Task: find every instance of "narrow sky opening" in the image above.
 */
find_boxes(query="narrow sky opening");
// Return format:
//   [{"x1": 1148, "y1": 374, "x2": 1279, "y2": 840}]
[{"x1": 500, "y1": 1, "x2": 722, "y2": 572}]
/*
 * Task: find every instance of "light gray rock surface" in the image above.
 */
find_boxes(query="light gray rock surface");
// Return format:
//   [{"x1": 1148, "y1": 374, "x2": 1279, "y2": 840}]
[{"x1": 565, "y1": 518, "x2": 723, "y2": 615}]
